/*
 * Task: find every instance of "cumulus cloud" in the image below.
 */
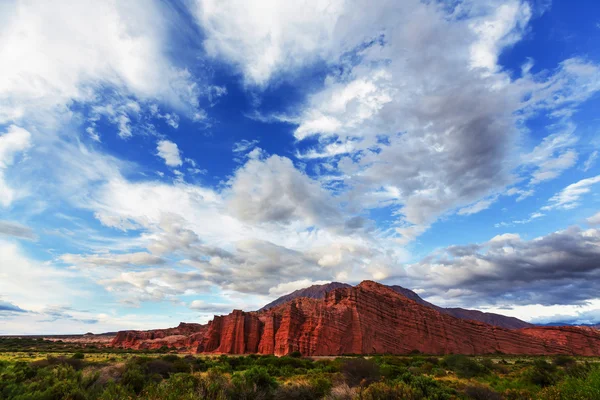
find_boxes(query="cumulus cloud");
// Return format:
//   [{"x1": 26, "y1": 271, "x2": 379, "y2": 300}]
[
  {"x1": 194, "y1": 0, "x2": 600, "y2": 243},
  {"x1": 195, "y1": 0, "x2": 345, "y2": 86},
  {"x1": 227, "y1": 155, "x2": 341, "y2": 226},
  {"x1": 407, "y1": 226, "x2": 600, "y2": 307},
  {"x1": 157, "y1": 140, "x2": 183, "y2": 167}
]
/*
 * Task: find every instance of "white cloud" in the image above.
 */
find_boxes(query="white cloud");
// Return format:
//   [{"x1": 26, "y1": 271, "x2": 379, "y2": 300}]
[
  {"x1": 0, "y1": 240, "x2": 79, "y2": 311},
  {"x1": 468, "y1": 1, "x2": 531, "y2": 71},
  {"x1": 0, "y1": 220, "x2": 36, "y2": 240},
  {"x1": 232, "y1": 139, "x2": 259, "y2": 153},
  {"x1": 521, "y1": 125, "x2": 579, "y2": 184},
  {"x1": 61, "y1": 252, "x2": 165, "y2": 268},
  {"x1": 583, "y1": 151, "x2": 598, "y2": 172},
  {"x1": 195, "y1": 0, "x2": 345, "y2": 86},
  {"x1": 156, "y1": 140, "x2": 183, "y2": 167},
  {"x1": 587, "y1": 211, "x2": 600, "y2": 226},
  {"x1": 457, "y1": 196, "x2": 499, "y2": 216},
  {"x1": 0, "y1": 125, "x2": 31, "y2": 207},
  {"x1": 543, "y1": 175, "x2": 600, "y2": 211},
  {"x1": 0, "y1": 0, "x2": 203, "y2": 125}
]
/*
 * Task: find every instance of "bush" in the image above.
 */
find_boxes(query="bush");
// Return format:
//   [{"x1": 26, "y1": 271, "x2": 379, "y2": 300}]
[
  {"x1": 361, "y1": 381, "x2": 420, "y2": 400},
  {"x1": 442, "y1": 355, "x2": 488, "y2": 378},
  {"x1": 147, "y1": 359, "x2": 175, "y2": 378},
  {"x1": 525, "y1": 360, "x2": 558, "y2": 387},
  {"x1": 410, "y1": 376, "x2": 453, "y2": 400},
  {"x1": 289, "y1": 351, "x2": 303, "y2": 358},
  {"x1": 341, "y1": 358, "x2": 380, "y2": 387},
  {"x1": 274, "y1": 377, "x2": 332, "y2": 400},
  {"x1": 231, "y1": 366, "x2": 278, "y2": 399},
  {"x1": 464, "y1": 385, "x2": 502, "y2": 400},
  {"x1": 552, "y1": 355, "x2": 575, "y2": 367},
  {"x1": 121, "y1": 363, "x2": 148, "y2": 394},
  {"x1": 72, "y1": 352, "x2": 85, "y2": 360}
]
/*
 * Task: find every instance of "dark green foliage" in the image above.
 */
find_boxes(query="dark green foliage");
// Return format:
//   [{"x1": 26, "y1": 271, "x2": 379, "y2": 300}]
[
  {"x1": 230, "y1": 366, "x2": 278, "y2": 399},
  {"x1": 72, "y1": 352, "x2": 85, "y2": 360},
  {"x1": 273, "y1": 376, "x2": 331, "y2": 400},
  {"x1": 361, "y1": 381, "x2": 419, "y2": 399},
  {"x1": 409, "y1": 375, "x2": 453, "y2": 399},
  {"x1": 340, "y1": 357, "x2": 380, "y2": 386},
  {"x1": 524, "y1": 359, "x2": 558, "y2": 387},
  {"x1": 552, "y1": 354, "x2": 576, "y2": 367},
  {"x1": 442, "y1": 354, "x2": 488, "y2": 378},
  {"x1": 289, "y1": 351, "x2": 302, "y2": 358},
  {"x1": 464, "y1": 385, "x2": 502, "y2": 400}
]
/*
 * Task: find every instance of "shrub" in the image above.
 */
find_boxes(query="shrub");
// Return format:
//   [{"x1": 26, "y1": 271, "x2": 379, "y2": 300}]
[
  {"x1": 231, "y1": 366, "x2": 278, "y2": 399},
  {"x1": 325, "y1": 384, "x2": 357, "y2": 400},
  {"x1": 147, "y1": 359, "x2": 175, "y2": 378},
  {"x1": 442, "y1": 355, "x2": 488, "y2": 378},
  {"x1": 161, "y1": 354, "x2": 180, "y2": 363},
  {"x1": 525, "y1": 360, "x2": 558, "y2": 387},
  {"x1": 410, "y1": 375, "x2": 453, "y2": 400},
  {"x1": 121, "y1": 363, "x2": 148, "y2": 394},
  {"x1": 72, "y1": 352, "x2": 85, "y2": 360},
  {"x1": 464, "y1": 385, "x2": 502, "y2": 400},
  {"x1": 552, "y1": 355, "x2": 575, "y2": 367},
  {"x1": 289, "y1": 351, "x2": 303, "y2": 358},
  {"x1": 361, "y1": 381, "x2": 420, "y2": 400},
  {"x1": 274, "y1": 377, "x2": 332, "y2": 400},
  {"x1": 341, "y1": 358, "x2": 380, "y2": 387}
]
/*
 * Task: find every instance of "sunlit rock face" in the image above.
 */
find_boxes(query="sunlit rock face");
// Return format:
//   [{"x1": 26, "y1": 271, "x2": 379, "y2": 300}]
[{"x1": 111, "y1": 281, "x2": 600, "y2": 356}]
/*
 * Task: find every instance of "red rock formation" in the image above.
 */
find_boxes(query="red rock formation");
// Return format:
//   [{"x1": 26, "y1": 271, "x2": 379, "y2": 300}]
[{"x1": 111, "y1": 281, "x2": 600, "y2": 356}]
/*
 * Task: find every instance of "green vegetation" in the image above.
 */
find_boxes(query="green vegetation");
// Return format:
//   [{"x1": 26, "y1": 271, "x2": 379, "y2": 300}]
[{"x1": 1, "y1": 339, "x2": 600, "y2": 399}]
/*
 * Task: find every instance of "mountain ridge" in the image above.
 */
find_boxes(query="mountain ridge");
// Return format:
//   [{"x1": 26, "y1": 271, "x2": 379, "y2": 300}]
[
  {"x1": 261, "y1": 281, "x2": 531, "y2": 329},
  {"x1": 111, "y1": 280, "x2": 600, "y2": 356}
]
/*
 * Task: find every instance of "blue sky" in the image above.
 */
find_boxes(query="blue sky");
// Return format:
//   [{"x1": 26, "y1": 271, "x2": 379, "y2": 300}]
[{"x1": 1, "y1": 0, "x2": 600, "y2": 334}]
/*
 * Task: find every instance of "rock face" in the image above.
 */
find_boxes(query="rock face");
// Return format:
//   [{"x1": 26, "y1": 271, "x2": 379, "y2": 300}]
[{"x1": 111, "y1": 281, "x2": 600, "y2": 356}]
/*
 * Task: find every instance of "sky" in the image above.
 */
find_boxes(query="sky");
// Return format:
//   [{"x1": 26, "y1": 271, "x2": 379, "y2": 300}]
[{"x1": 1, "y1": 0, "x2": 600, "y2": 334}]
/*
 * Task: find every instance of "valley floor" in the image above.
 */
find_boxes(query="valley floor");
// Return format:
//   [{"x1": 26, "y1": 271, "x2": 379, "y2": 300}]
[{"x1": 1, "y1": 338, "x2": 600, "y2": 399}]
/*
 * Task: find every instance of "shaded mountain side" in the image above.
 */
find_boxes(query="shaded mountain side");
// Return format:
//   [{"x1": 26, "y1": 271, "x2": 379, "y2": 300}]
[{"x1": 261, "y1": 282, "x2": 532, "y2": 329}]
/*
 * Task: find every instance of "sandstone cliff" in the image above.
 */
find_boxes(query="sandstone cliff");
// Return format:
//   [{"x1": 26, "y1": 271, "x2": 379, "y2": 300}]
[{"x1": 111, "y1": 281, "x2": 600, "y2": 356}]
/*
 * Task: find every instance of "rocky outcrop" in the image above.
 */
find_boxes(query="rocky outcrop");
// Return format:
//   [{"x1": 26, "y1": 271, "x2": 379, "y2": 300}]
[
  {"x1": 111, "y1": 322, "x2": 207, "y2": 350},
  {"x1": 111, "y1": 281, "x2": 600, "y2": 356}
]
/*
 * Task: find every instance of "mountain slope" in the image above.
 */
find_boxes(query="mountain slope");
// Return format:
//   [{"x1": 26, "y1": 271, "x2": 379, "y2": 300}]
[
  {"x1": 259, "y1": 282, "x2": 351, "y2": 311},
  {"x1": 112, "y1": 281, "x2": 600, "y2": 356}
]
